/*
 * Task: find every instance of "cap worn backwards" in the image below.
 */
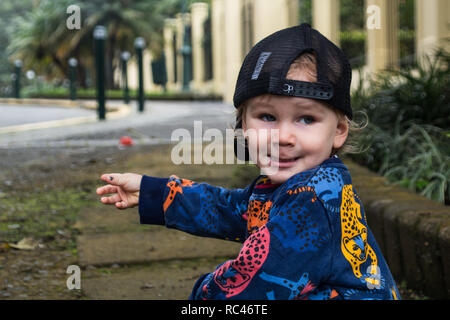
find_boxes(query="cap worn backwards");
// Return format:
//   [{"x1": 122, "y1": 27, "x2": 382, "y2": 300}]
[{"x1": 233, "y1": 23, "x2": 353, "y2": 121}]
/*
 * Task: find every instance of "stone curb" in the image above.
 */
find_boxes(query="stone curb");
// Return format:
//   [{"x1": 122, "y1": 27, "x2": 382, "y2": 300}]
[
  {"x1": 346, "y1": 159, "x2": 450, "y2": 299},
  {"x1": 0, "y1": 98, "x2": 82, "y2": 107}
]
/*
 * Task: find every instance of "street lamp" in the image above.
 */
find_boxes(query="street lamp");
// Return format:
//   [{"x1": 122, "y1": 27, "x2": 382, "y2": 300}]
[
  {"x1": 134, "y1": 37, "x2": 146, "y2": 113},
  {"x1": 68, "y1": 57, "x2": 78, "y2": 101},
  {"x1": 26, "y1": 70, "x2": 35, "y2": 81},
  {"x1": 121, "y1": 51, "x2": 131, "y2": 104},
  {"x1": 13, "y1": 59, "x2": 22, "y2": 99},
  {"x1": 181, "y1": 0, "x2": 192, "y2": 92},
  {"x1": 94, "y1": 25, "x2": 107, "y2": 120}
]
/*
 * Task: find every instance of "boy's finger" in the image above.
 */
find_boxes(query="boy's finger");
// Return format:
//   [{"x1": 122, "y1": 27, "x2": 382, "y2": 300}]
[
  {"x1": 100, "y1": 194, "x2": 121, "y2": 204},
  {"x1": 100, "y1": 173, "x2": 117, "y2": 182},
  {"x1": 101, "y1": 173, "x2": 124, "y2": 186},
  {"x1": 115, "y1": 201, "x2": 128, "y2": 210},
  {"x1": 96, "y1": 184, "x2": 118, "y2": 195}
]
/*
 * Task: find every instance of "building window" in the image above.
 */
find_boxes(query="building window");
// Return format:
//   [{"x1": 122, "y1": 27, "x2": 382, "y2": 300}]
[
  {"x1": 203, "y1": 15, "x2": 213, "y2": 81},
  {"x1": 299, "y1": 0, "x2": 312, "y2": 25},
  {"x1": 398, "y1": 0, "x2": 415, "y2": 67},
  {"x1": 340, "y1": 0, "x2": 365, "y2": 69}
]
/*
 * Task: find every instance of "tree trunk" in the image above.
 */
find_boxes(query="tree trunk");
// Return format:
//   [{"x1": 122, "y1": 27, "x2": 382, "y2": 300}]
[{"x1": 51, "y1": 53, "x2": 66, "y2": 78}]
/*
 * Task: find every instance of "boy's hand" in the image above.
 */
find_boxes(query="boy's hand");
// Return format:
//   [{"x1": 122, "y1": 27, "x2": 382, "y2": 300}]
[{"x1": 96, "y1": 173, "x2": 143, "y2": 210}]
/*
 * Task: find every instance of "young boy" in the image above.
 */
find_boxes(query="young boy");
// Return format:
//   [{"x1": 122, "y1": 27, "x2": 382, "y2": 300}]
[{"x1": 96, "y1": 24, "x2": 400, "y2": 300}]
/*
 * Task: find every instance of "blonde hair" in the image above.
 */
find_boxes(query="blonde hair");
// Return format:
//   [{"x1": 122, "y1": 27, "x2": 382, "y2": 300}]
[{"x1": 233, "y1": 52, "x2": 367, "y2": 156}]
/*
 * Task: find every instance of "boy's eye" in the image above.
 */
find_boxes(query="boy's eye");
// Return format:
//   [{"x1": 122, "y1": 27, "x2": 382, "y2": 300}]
[
  {"x1": 299, "y1": 116, "x2": 315, "y2": 125},
  {"x1": 259, "y1": 114, "x2": 276, "y2": 122}
]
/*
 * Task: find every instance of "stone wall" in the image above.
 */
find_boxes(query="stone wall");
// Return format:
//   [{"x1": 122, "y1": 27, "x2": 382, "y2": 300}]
[{"x1": 344, "y1": 158, "x2": 450, "y2": 299}]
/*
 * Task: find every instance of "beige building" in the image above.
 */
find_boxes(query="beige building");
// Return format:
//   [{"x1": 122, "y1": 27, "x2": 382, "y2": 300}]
[{"x1": 126, "y1": 0, "x2": 449, "y2": 104}]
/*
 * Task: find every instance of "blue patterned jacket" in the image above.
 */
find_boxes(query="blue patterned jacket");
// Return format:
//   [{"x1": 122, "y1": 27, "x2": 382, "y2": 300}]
[{"x1": 138, "y1": 156, "x2": 401, "y2": 300}]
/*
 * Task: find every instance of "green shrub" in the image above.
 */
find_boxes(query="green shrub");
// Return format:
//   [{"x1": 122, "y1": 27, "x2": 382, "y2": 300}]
[
  {"x1": 350, "y1": 49, "x2": 450, "y2": 204},
  {"x1": 25, "y1": 87, "x2": 221, "y2": 101}
]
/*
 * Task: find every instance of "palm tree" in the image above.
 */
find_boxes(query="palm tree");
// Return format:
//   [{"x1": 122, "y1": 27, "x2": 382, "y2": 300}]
[
  {"x1": 0, "y1": 0, "x2": 35, "y2": 95},
  {"x1": 7, "y1": 0, "x2": 187, "y2": 89},
  {"x1": 7, "y1": 0, "x2": 70, "y2": 79}
]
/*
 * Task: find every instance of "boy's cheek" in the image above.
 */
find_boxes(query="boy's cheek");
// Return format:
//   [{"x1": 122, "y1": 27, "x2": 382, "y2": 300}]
[
  {"x1": 246, "y1": 139, "x2": 275, "y2": 160},
  {"x1": 246, "y1": 130, "x2": 278, "y2": 146}
]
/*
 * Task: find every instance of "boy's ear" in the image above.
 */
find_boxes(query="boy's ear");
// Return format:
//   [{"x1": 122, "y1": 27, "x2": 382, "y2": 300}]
[{"x1": 333, "y1": 118, "x2": 349, "y2": 149}]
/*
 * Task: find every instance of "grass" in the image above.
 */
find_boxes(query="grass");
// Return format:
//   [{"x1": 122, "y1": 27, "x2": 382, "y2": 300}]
[{"x1": 0, "y1": 186, "x2": 98, "y2": 244}]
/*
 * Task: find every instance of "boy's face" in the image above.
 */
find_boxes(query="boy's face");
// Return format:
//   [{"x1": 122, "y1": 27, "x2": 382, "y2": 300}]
[{"x1": 242, "y1": 94, "x2": 348, "y2": 184}]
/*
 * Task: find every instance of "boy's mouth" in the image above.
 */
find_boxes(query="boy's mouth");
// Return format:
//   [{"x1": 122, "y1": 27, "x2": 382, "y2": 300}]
[{"x1": 267, "y1": 154, "x2": 300, "y2": 168}]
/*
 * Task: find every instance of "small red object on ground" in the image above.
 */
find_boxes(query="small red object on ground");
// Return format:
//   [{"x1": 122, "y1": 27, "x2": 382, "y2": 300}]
[{"x1": 119, "y1": 136, "x2": 134, "y2": 146}]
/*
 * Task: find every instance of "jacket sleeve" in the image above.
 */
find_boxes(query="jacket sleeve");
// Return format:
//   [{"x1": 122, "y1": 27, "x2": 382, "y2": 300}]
[
  {"x1": 139, "y1": 174, "x2": 255, "y2": 241},
  {"x1": 191, "y1": 187, "x2": 336, "y2": 300}
]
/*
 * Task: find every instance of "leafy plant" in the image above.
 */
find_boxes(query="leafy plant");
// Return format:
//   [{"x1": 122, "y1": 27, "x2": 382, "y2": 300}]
[
  {"x1": 350, "y1": 49, "x2": 450, "y2": 204},
  {"x1": 382, "y1": 124, "x2": 449, "y2": 204}
]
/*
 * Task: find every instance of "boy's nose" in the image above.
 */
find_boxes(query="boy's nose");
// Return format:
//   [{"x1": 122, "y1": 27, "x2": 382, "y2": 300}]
[{"x1": 276, "y1": 123, "x2": 296, "y2": 146}]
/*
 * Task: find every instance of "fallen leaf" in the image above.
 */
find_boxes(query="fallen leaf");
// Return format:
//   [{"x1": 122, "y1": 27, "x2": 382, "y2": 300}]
[{"x1": 9, "y1": 237, "x2": 39, "y2": 250}]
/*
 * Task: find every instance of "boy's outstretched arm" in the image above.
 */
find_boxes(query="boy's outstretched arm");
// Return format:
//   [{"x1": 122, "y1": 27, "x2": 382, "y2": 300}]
[
  {"x1": 139, "y1": 174, "x2": 256, "y2": 241},
  {"x1": 97, "y1": 172, "x2": 256, "y2": 242}
]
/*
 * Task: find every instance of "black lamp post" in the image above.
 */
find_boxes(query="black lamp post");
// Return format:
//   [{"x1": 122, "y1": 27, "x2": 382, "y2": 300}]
[
  {"x1": 13, "y1": 59, "x2": 22, "y2": 99},
  {"x1": 68, "y1": 57, "x2": 78, "y2": 101},
  {"x1": 134, "y1": 37, "x2": 146, "y2": 113},
  {"x1": 121, "y1": 51, "x2": 131, "y2": 104},
  {"x1": 94, "y1": 25, "x2": 107, "y2": 120},
  {"x1": 181, "y1": 0, "x2": 192, "y2": 92}
]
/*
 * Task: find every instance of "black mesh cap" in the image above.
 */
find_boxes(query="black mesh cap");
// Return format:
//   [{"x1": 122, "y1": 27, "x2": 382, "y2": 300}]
[{"x1": 233, "y1": 23, "x2": 352, "y2": 120}]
